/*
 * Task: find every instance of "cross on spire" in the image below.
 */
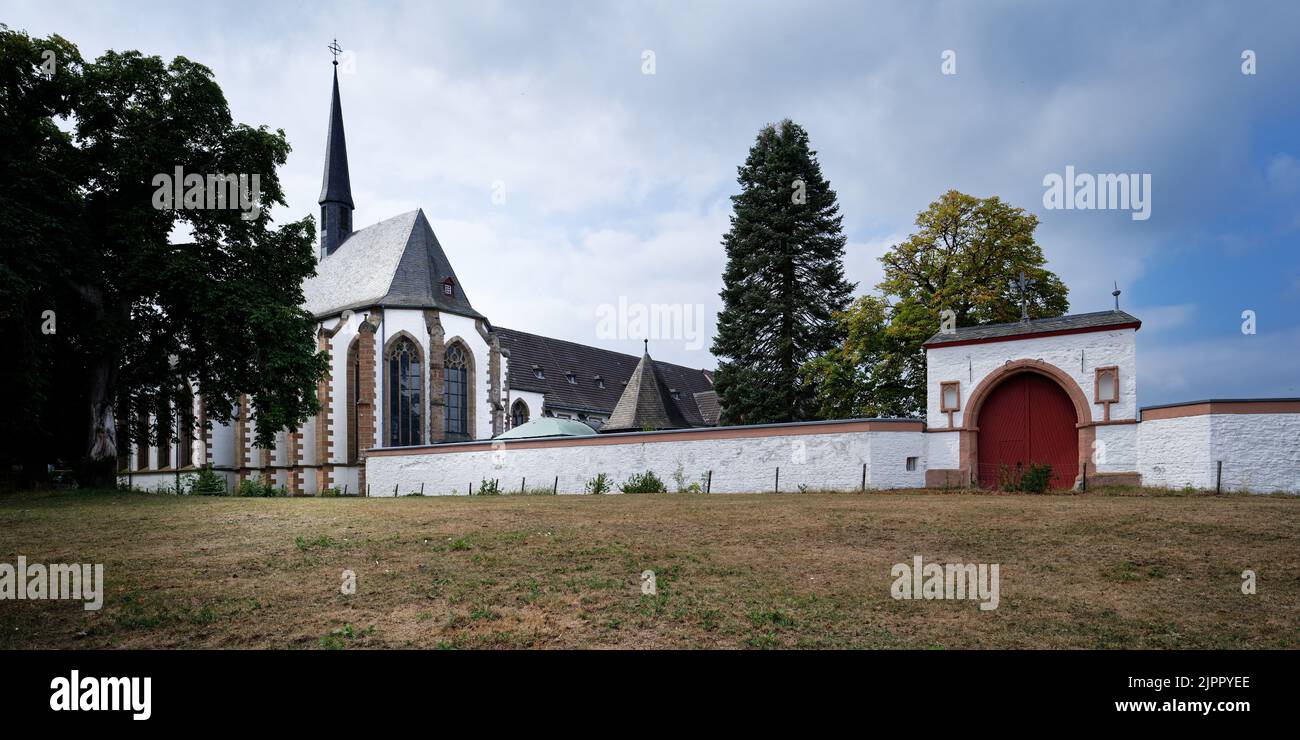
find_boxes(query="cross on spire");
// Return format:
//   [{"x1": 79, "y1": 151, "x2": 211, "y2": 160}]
[
  {"x1": 643, "y1": 338, "x2": 649, "y2": 354},
  {"x1": 328, "y1": 38, "x2": 343, "y2": 66},
  {"x1": 1010, "y1": 271, "x2": 1037, "y2": 322}
]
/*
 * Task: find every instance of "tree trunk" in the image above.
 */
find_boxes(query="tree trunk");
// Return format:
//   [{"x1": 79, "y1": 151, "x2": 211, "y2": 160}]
[
  {"x1": 84, "y1": 355, "x2": 118, "y2": 487},
  {"x1": 77, "y1": 285, "x2": 127, "y2": 488}
]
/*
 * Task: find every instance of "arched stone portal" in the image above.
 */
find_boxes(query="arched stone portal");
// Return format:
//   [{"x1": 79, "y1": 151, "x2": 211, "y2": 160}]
[{"x1": 962, "y1": 359, "x2": 1093, "y2": 490}]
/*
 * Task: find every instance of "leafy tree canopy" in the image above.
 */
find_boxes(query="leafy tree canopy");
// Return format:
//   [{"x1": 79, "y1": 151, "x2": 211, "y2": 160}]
[
  {"x1": 804, "y1": 190, "x2": 1069, "y2": 418},
  {"x1": 0, "y1": 27, "x2": 326, "y2": 484}
]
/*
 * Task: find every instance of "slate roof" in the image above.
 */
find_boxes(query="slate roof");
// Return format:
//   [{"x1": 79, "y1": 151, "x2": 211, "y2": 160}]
[
  {"x1": 495, "y1": 327, "x2": 714, "y2": 424},
  {"x1": 923, "y1": 310, "x2": 1141, "y2": 347},
  {"x1": 318, "y1": 67, "x2": 353, "y2": 209},
  {"x1": 302, "y1": 209, "x2": 483, "y2": 319},
  {"x1": 602, "y1": 352, "x2": 694, "y2": 432}
]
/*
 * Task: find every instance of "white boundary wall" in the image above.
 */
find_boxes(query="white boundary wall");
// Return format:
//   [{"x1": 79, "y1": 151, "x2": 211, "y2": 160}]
[
  {"x1": 1140, "y1": 411, "x2": 1300, "y2": 493},
  {"x1": 365, "y1": 420, "x2": 926, "y2": 495}
]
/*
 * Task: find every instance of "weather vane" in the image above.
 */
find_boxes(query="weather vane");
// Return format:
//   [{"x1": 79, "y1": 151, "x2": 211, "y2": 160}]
[
  {"x1": 328, "y1": 38, "x2": 342, "y2": 66},
  {"x1": 1112, "y1": 281, "x2": 1122, "y2": 311},
  {"x1": 1010, "y1": 271, "x2": 1037, "y2": 322}
]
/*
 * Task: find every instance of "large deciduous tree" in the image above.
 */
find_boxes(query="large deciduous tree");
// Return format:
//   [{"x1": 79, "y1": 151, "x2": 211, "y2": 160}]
[
  {"x1": 711, "y1": 120, "x2": 855, "y2": 424},
  {"x1": 0, "y1": 28, "x2": 326, "y2": 485},
  {"x1": 805, "y1": 190, "x2": 1069, "y2": 418}
]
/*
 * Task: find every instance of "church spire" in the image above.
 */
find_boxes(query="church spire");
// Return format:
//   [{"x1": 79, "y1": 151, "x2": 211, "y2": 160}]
[{"x1": 319, "y1": 40, "x2": 354, "y2": 257}]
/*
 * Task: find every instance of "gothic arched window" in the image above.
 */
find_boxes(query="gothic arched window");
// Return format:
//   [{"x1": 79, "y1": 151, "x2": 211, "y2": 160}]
[
  {"x1": 178, "y1": 386, "x2": 194, "y2": 468},
  {"x1": 510, "y1": 399, "x2": 529, "y2": 429},
  {"x1": 347, "y1": 337, "x2": 360, "y2": 462},
  {"x1": 386, "y1": 336, "x2": 423, "y2": 447},
  {"x1": 444, "y1": 343, "x2": 469, "y2": 441}
]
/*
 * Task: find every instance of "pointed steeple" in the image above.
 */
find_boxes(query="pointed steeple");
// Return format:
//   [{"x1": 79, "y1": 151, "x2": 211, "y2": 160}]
[
  {"x1": 319, "y1": 42, "x2": 354, "y2": 257},
  {"x1": 601, "y1": 346, "x2": 692, "y2": 432}
]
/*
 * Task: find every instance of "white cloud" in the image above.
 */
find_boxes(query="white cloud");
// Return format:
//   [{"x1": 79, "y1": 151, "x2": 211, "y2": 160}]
[
  {"x1": 1127, "y1": 303, "x2": 1197, "y2": 335},
  {"x1": 7, "y1": 0, "x2": 1300, "y2": 383},
  {"x1": 1140, "y1": 326, "x2": 1300, "y2": 404}
]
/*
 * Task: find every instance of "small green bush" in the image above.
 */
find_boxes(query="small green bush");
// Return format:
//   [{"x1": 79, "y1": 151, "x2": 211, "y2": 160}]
[
  {"x1": 318, "y1": 486, "x2": 343, "y2": 497},
  {"x1": 996, "y1": 463, "x2": 1053, "y2": 493},
  {"x1": 585, "y1": 473, "x2": 611, "y2": 495},
  {"x1": 476, "y1": 478, "x2": 501, "y2": 496},
  {"x1": 620, "y1": 470, "x2": 667, "y2": 494},
  {"x1": 1017, "y1": 463, "x2": 1053, "y2": 494},
  {"x1": 236, "y1": 478, "x2": 285, "y2": 497},
  {"x1": 192, "y1": 465, "x2": 227, "y2": 496}
]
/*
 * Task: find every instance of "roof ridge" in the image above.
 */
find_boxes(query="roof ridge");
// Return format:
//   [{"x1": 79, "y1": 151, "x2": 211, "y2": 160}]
[{"x1": 494, "y1": 326, "x2": 711, "y2": 375}]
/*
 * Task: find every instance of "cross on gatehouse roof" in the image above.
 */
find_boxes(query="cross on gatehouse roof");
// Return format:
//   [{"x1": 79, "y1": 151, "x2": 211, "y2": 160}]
[{"x1": 1011, "y1": 271, "x2": 1037, "y2": 322}]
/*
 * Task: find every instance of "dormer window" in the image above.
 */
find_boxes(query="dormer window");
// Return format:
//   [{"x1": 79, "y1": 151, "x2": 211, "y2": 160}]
[
  {"x1": 442, "y1": 277, "x2": 455, "y2": 297},
  {"x1": 532, "y1": 365, "x2": 544, "y2": 380},
  {"x1": 565, "y1": 371, "x2": 577, "y2": 385},
  {"x1": 594, "y1": 375, "x2": 604, "y2": 389},
  {"x1": 670, "y1": 388, "x2": 681, "y2": 401}
]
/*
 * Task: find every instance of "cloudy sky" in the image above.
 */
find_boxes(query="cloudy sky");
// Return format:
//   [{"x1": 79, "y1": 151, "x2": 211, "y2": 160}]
[{"x1": 11, "y1": 0, "x2": 1300, "y2": 405}]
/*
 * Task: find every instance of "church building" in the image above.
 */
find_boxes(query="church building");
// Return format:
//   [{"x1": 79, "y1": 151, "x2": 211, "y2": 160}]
[
  {"x1": 120, "y1": 60, "x2": 1300, "y2": 496},
  {"x1": 122, "y1": 61, "x2": 716, "y2": 495}
]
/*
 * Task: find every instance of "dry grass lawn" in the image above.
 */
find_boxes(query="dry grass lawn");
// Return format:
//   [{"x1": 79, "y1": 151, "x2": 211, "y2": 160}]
[{"x1": 0, "y1": 488, "x2": 1296, "y2": 649}]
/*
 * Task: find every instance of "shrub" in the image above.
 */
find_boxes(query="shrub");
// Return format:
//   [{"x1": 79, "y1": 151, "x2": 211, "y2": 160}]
[
  {"x1": 192, "y1": 465, "x2": 227, "y2": 496},
  {"x1": 1017, "y1": 463, "x2": 1053, "y2": 494},
  {"x1": 318, "y1": 486, "x2": 343, "y2": 498},
  {"x1": 236, "y1": 478, "x2": 285, "y2": 497},
  {"x1": 476, "y1": 478, "x2": 501, "y2": 496},
  {"x1": 585, "y1": 473, "x2": 611, "y2": 495},
  {"x1": 620, "y1": 470, "x2": 667, "y2": 494},
  {"x1": 996, "y1": 463, "x2": 1053, "y2": 493}
]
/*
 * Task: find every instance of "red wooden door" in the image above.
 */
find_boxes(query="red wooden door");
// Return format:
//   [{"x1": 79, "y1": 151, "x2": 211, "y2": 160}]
[{"x1": 977, "y1": 373, "x2": 1078, "y2": 489}]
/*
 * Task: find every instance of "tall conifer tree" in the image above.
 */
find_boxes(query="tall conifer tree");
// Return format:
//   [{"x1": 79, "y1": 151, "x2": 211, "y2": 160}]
[{"x1": 712, "y1": 120, "x2": 854, "y2": 424}]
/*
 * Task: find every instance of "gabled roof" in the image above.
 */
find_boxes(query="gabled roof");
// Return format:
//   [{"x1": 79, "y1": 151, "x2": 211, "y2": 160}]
[
  {"x1": 318, "y1": 66, "x2": 353, "y2": 209},
  {"x1": 302, "y1": 208, "x2": 482, "y2": 319},
  {"x1": 602, "y1": 352, "x2": 694, "y2": 432},
  {"x1": 495, "y1": 327, "x2": 714, "y2": 423},
  {"x1": 923, "y1": 310, "x2": 1141, "y2": 348}
]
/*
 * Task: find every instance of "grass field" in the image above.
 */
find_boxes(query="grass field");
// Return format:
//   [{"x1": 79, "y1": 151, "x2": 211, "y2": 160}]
[{"x1": 0, "y1": 488, "x2": 1296, "y2": 649}]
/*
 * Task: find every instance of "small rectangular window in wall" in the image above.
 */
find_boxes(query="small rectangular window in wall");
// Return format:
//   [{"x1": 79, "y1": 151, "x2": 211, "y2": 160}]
[
  {"x1": 906, "y1": 457, "x2": 918, "y2": 471},
  {"x1": 939, "y1": 381, "x2": 960, "y2": 428}
]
